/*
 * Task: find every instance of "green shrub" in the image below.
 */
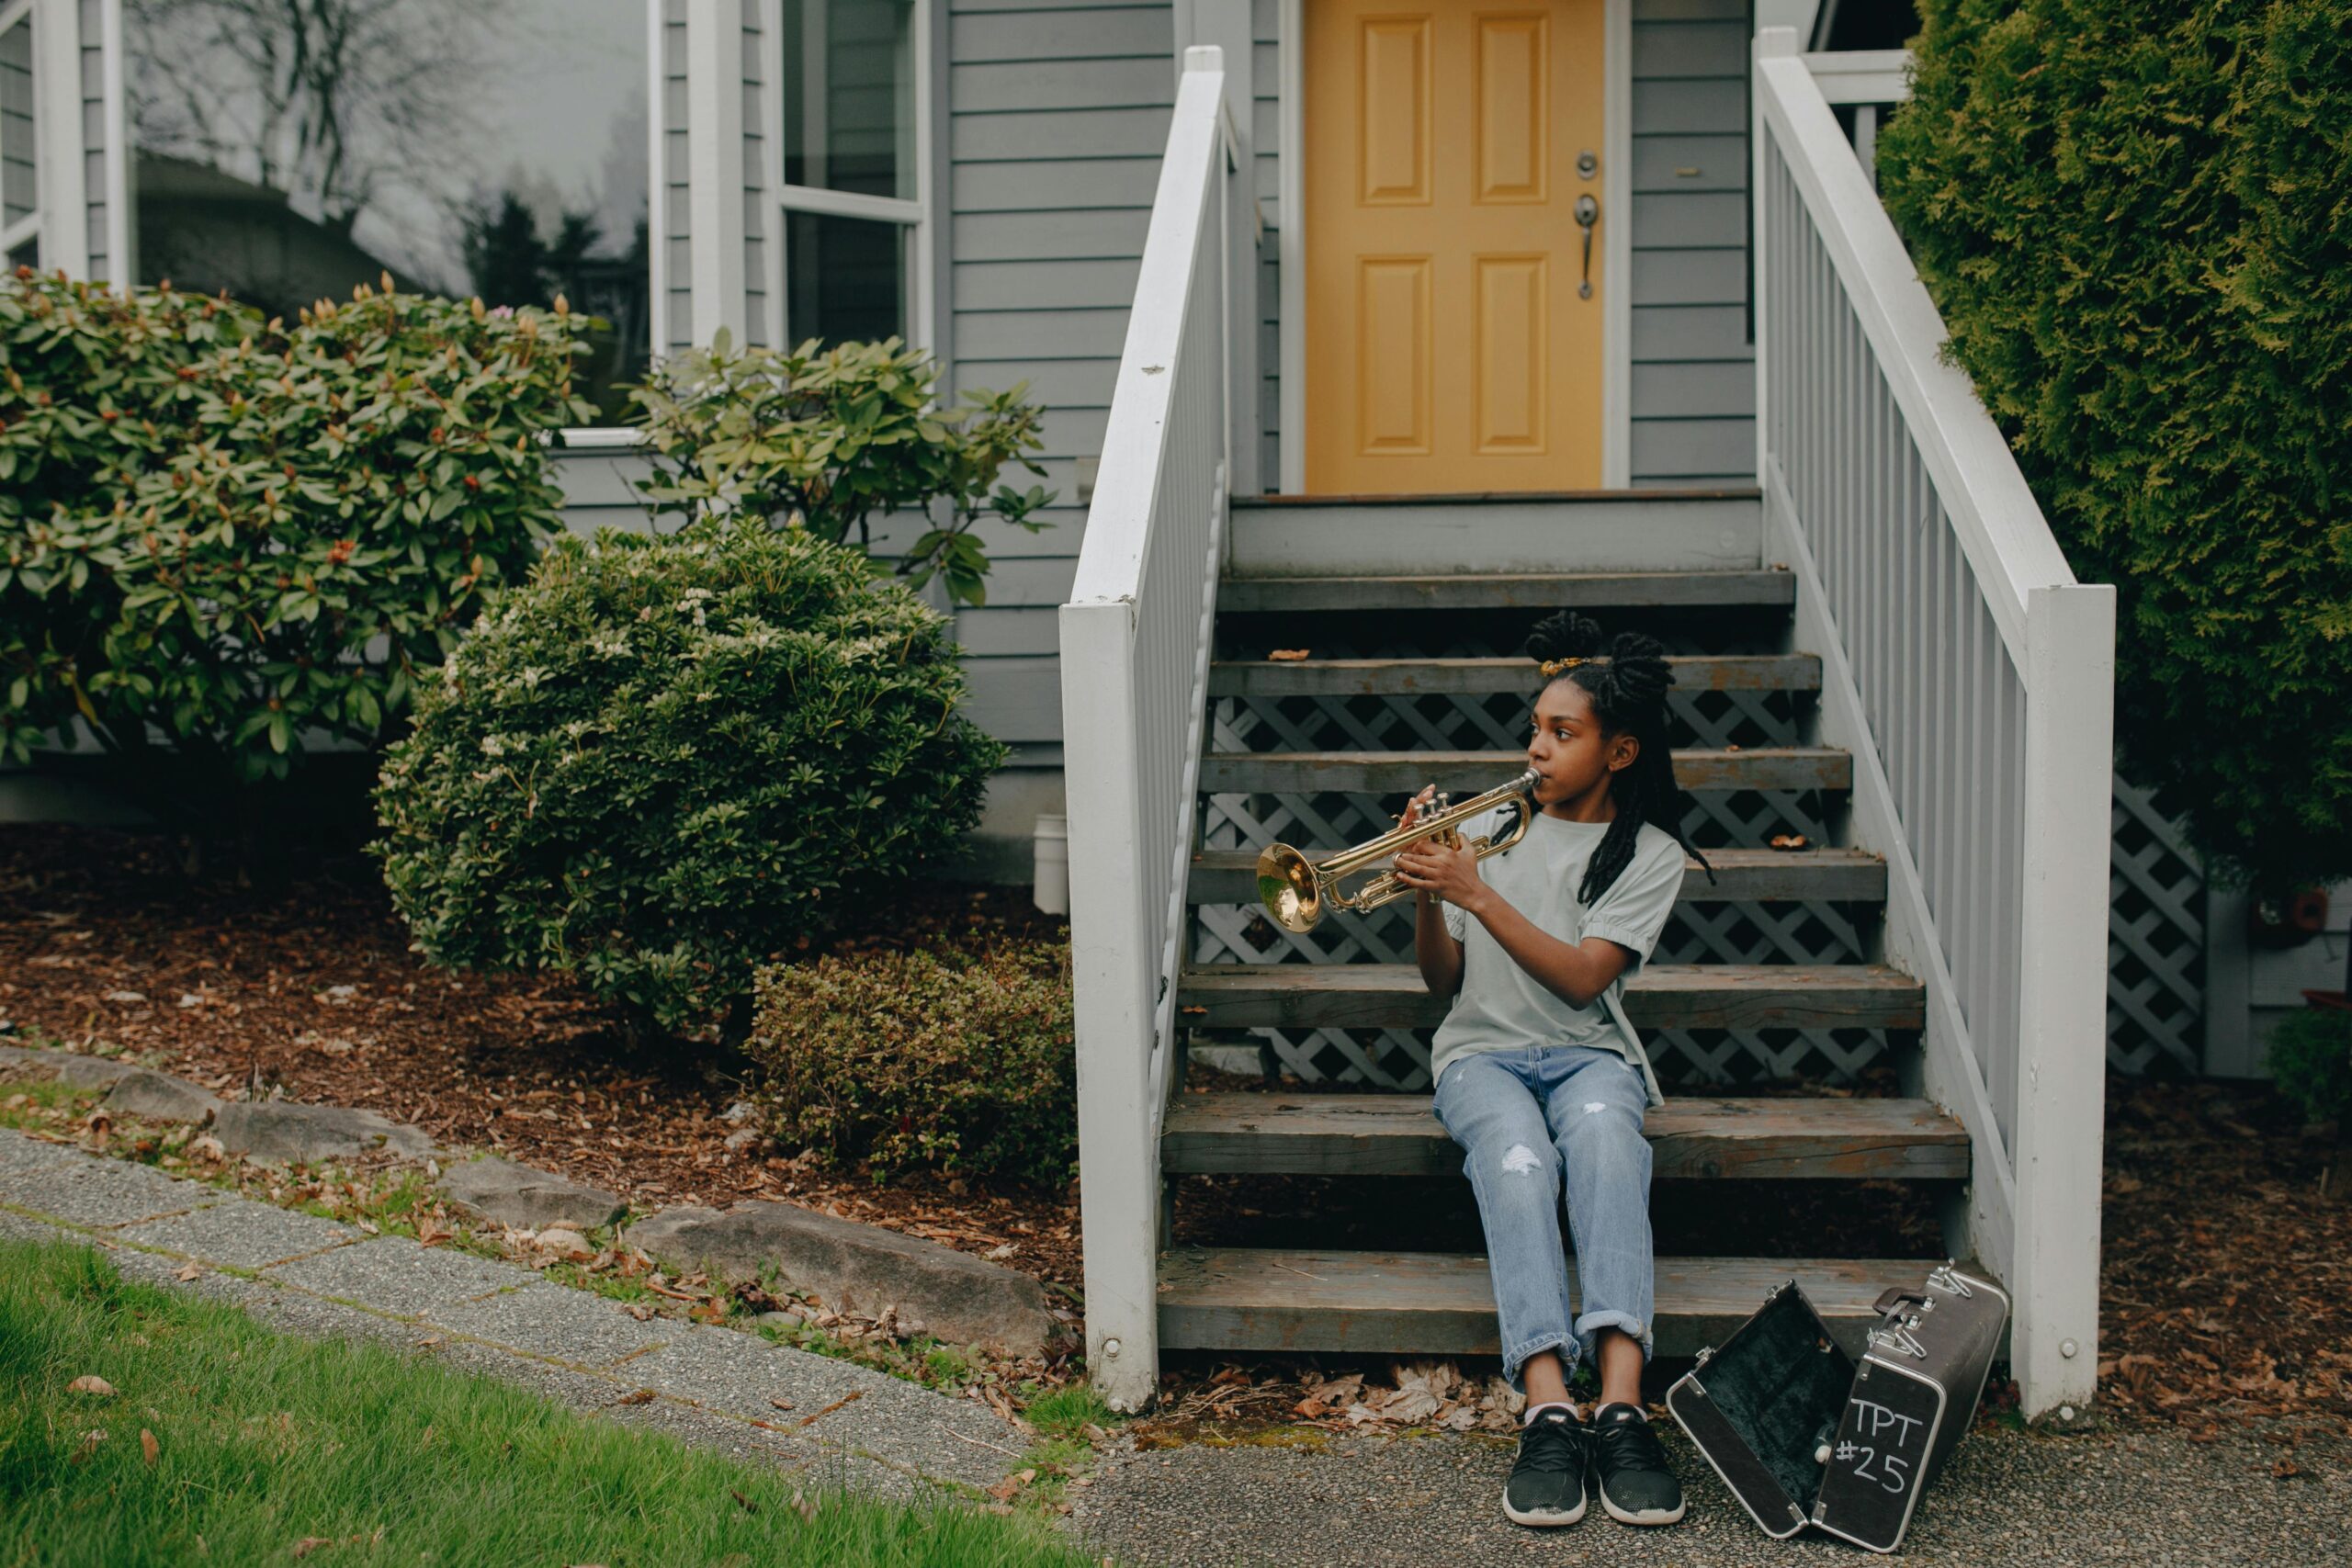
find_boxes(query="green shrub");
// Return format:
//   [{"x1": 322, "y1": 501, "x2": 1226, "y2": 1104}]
[
  {"x1": 2268, "y1": 1008, "x2": 2352, "y2": 1128},
  {"x1": 630, "y1": 333, "x2": 1052, "y2": 607},
  {"x1": 1875, "y1": 0, "x2": 2352, "y2": 889},
  {"x1": 747, "y1": 939, "x2": 1075, "y2": 1182},
  {"x1": 0, "y1": 269, "x2": 594, "y2": 816},
  {"x1": 372, "y1": 517, "x2": 1006, "y2": 1037}
]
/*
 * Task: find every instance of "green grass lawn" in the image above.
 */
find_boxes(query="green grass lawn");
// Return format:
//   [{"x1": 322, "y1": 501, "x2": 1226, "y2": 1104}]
[{"x1": 0, "y1": 1235, "x2": 1105, "y2": 1567}]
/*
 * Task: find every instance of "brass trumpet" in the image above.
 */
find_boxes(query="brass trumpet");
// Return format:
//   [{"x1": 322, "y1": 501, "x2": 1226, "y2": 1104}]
[{"x1": 1254, "y1": 769, "x2": 1541, "y2": 934}]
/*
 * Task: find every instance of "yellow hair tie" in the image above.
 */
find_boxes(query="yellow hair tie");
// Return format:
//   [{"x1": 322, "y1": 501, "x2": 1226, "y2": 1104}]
[{"x1": 1539, "y1": 657, "x2": 1589, "y2": 677}]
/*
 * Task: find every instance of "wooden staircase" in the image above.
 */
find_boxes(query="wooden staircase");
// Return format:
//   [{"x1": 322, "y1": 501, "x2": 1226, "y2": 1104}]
[{"x1": 1153, "y1": 490, "x2": 1977, "y2": 1360}]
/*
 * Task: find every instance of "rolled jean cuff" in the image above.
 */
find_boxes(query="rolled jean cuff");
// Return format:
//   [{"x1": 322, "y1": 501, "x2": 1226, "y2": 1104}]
[
  {"x1": 1575, "y1": 1310, "x2": 1655, "y2": 1368},
  {"x1": 1502, "y1": 1331, "x2": 1575, "y2": 1393}
]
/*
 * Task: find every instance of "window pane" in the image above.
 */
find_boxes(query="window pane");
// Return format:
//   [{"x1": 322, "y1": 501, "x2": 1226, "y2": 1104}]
[
  {"x1": 1, "y1": 17, "x2": 34, "y2": 233},
  {"x1": 782, "y1": 0, "x2": 914, "y2": 201},
  {"x1": 786, "y1": 209, "x2": 904, "y2": 347},
  {"x1": 124, "y1": 0, "x2": 651, "y2": 421}
]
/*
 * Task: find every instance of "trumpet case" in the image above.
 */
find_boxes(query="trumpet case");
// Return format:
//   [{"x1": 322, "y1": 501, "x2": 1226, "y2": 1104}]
[{"x1": 1665, "y1": 1264, "x2": 2008, "y2": 1552}]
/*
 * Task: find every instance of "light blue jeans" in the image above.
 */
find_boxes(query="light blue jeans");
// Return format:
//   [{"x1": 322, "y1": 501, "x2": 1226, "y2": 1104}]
[{"x1": 1431, "y1": 1045, "x2": 1657, "y2": 1392}]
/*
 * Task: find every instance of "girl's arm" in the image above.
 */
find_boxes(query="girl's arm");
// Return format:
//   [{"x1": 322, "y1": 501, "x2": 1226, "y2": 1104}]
[{"x1": 1394, "y1": 839, "x2": 1636, "y2": 1009}]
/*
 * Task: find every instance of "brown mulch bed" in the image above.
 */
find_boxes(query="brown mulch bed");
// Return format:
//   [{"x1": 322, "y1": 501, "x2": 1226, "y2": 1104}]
[
  {"x1": 0, "y1": 826, "x2": 1083, "y2": 1295},
  {"x1": 3, "y1": 825, "x2": 2346, "y2": 1438}
]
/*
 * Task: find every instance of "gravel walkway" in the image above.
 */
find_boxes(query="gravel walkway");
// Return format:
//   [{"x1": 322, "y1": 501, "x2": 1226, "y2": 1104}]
[
  {"x1": 1073, "y1": 1417, "x2": 2350, "y2": 1566},
  {"x1": 0, "y1": 1128, "x2": 1028, "y2": 1505}
]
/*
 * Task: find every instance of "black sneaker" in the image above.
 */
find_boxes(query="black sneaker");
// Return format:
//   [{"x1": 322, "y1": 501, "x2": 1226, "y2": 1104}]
[
  {"x1": 1589, "y1": 1403, "x2": 1686, "y2": 1525},
  {"x1": 1502, "y1": 1405, "x2": 1589, "y2": 1527}
]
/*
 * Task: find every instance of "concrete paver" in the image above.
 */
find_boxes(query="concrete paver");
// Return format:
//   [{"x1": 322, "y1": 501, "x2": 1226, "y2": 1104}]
[
  {"x1": 115, "y1": 1200, "x2": 351, "y2": 1268},
  {"x1": 623, "y1": 1323, "x2": 1022, "y2": 1489},
  {"x1": 0, "y1": 1151, "x2": 216, "y2": 1227},
  {"x1": 263, "y1": 1235, "x2": 542, "y2": 1313},
  {"x1": 421, "y1": 1280, "x2": 681, "y2": 1370}
]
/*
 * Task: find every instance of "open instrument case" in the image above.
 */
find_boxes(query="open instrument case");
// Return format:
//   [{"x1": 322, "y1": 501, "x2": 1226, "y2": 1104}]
[{"x1": 1666, "y1": 1264, "x2": 2008, "y2": 1552}]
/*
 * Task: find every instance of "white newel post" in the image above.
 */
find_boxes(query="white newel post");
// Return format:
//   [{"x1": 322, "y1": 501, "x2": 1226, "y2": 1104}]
[
  {"x1": 1060, "y1": 602, "x2": 1162, "y2": 1413},
  {"x1": 2010, "y1": 583, "x2": 2117, "y2": 1417},
  {"x1": 683, "y1": 0, "x2": 748, "y2": 345}
]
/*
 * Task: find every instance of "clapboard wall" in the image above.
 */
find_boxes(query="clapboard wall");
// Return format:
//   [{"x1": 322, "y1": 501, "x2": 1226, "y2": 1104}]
[
  {"x1": 1628, "y1": 0, "x2": 1756, "y2": 483},
  {"x1": 942, "y1": 0, "x2": 1178, "y2": 750}
]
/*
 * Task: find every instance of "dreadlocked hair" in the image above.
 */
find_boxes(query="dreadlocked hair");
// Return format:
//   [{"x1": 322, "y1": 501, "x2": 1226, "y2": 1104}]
[{"x1": 1521, "y1": 610, "x2": 1715, "y2": 905}]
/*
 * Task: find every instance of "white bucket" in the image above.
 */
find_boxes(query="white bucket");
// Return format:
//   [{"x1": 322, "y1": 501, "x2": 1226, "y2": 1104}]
[{"x1": 1033, "y1": 814, "x2": 1070, "y2": 915}]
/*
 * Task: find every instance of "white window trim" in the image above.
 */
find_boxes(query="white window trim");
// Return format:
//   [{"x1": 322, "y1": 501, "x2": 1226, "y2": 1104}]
[
  {"x1": 766, "y1": 0, "x2": 933, "y2": 355},
  {"x1": 0, "y1": 0, "x2": 40, "y2": 259}
]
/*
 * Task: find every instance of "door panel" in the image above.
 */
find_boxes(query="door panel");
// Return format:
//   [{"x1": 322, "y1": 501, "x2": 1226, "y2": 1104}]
[{"x1": 1306, "y1": 0, "x2": 1607, "y2": 493}]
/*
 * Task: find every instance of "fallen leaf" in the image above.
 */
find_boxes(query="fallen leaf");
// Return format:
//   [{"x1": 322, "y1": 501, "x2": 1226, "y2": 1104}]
[
  {"x1": 1267, "y1": 649, "x2": 1311, "y2": 661},
  {"x1": 728, "y1": 1487, "x2": 759, "y2": 1514},
  {"x1": 2274, "y1": 1458, "x2": 2301, "y2": 1478},
  {"x1": 141, "y1": 1428, "x2": 159, "y2": 1467},
  {"x1": 174, "y1": 1262, "x2": 205, "y2": 1282},
  {"x1": 623, "y1": 1303, "x2": 656, "y2": 1322},
  {"x1": 768, "y1": 1396, "x2": 794, "y2": 1412},
  {"x1": 67, "y1": 1375, "x2": 117, "y2": 1398},
  {"x1": 291, "y1": 1540, "x2": 333, "y2": 1559},
  {"x1": 612, "y1": 1388, "x2": 655, "y2": 1406},
  {"x1": 985, "y1": 1476, "x2": 1022, "y2": 1503},
  {"x1": 789, "y1": 1490, "x2": 817, "y2": 1524},
  {"x1": 1769, "y1": 833, "x2": 1809, "y2": 852}
]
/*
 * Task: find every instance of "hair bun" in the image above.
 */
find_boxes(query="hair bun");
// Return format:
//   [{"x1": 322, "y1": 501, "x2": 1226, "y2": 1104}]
[{"x1": 1522, "y1": 610, "x2": 1605, "y2": 663}]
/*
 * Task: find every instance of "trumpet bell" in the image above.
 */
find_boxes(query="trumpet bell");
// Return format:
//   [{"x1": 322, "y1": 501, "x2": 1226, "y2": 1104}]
[{"x1": 1255, "y1": 842, "x2": 1322, "y2": 934}]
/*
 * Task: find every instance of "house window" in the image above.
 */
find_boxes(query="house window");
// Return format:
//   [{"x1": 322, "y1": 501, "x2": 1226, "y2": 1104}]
[
  {"x1": 778, "y1": 0, "x2": 923, "y2": 347},
  {"x1": 121, "y1": 0, "x2": 655, "y2": 423},
  {"x1": 0, "y1": 0, "x2": 36, "y2": 271}
]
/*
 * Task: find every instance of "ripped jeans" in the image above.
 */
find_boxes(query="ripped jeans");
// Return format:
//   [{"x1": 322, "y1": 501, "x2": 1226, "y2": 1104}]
[{"x1": 1431, "y1": 1044, "x2": 1656, "y2": 1392}]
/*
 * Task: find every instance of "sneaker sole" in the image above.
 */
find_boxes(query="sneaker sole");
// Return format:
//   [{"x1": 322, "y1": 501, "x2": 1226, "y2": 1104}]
[
  {"x1": 1502, "y1": 1490, "x2": 1588, "y2": 1529},
  {"x1": 1598, "y1": 1483, "x2": 1687, "y2": 1527}
]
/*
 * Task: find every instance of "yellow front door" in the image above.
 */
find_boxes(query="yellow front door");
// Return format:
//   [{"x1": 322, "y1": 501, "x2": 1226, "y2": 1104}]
[{"x1": 1304, "y1": 0, "x2": 1608, "y2": 494}]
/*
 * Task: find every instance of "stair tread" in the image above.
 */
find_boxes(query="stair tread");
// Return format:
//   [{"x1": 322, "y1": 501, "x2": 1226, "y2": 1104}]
[
  {"x1": 1201, "y1": 748, "x2": 1851, "y2": 795},
  {"x1": 1159, "y1": 1248, "x2": 1981, "y2": 1357},
  {"x1": 1178, "y1": 963, "x2": 1925, "y2": 1031},
  {"x1": 1218, "y1": 570, "x2": 1794, "y2": 612},
  {"x1": 1162, "y1": 1091, "x2": 1967, "y2": 1179},
  {"x1": 1187, "y1": 846, "x2": 1883, "y2": 906},
  {"x1": 1209, "y1": 653, "x2": 1820, "y2": 697}
]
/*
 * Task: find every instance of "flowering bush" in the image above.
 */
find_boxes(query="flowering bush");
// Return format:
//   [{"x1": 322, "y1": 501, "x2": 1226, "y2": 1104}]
[
  {"x1": 372, "y1": 516, "x2": 1005, "y2": 1037},
  {"x1": 629, "y1": 333, "x2": 1051, "y2": 607},
  {"x1": 0, "y1": 269, "x2": 594, "y2": 820}
]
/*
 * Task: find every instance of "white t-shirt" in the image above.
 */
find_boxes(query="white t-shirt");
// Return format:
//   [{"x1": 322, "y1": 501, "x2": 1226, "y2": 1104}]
[{"x1": 1430, "y1": 808, "x2": 1686, "y2": 1105}]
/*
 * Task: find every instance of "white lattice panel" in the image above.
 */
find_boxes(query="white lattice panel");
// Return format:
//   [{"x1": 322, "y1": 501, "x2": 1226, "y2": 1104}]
[{"x1": 2109, "y1": 774, "x2": 2204, "y2": 1075}]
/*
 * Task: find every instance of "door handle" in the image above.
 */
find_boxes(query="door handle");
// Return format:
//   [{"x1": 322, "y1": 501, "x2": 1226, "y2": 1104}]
[{"x1": 1574, "y1": 195, "x2": 1599, "y2": 299}]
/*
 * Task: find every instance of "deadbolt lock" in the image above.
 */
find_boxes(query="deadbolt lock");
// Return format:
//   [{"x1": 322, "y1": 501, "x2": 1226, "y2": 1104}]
[{"x1": 1577, "y1": 149, "x2": 1599, "y2": 179}]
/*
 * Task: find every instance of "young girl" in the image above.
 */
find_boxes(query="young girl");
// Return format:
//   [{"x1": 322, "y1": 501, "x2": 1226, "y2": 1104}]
[{"x1": 1391, "y1": 611, "x2": 1711, "y2": 1530}]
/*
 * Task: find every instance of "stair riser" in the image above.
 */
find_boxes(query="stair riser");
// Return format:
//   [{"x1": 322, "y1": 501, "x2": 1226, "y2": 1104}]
[
  {"x1": 1208, "y1": 655, "x2": 1821, "y2": 699},
  {"x1": 1228, "y1": 494, "x2": 1764, "y2": 577},
  {"x1": 1217, "y1": 570, "x2": 1792, "y2": 615},
  {"x1": 1202, "y1": 750, "x2": 1851, "y2": 796},
  {"x1": 1184, "y1": 849, "x2": 1885, "y2": 907}
]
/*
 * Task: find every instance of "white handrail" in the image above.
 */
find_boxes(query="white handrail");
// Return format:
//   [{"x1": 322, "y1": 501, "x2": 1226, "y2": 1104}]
[
  {"x1": 1060, "y1": 46, "x2": 1242, "y2": 1414},
  {"x1": 1755, "y1": 28, "x2": 2114, "y2": 1423},
  {"x1": 1758, "y1": 44, "x2": 2074, "y2": 663}
]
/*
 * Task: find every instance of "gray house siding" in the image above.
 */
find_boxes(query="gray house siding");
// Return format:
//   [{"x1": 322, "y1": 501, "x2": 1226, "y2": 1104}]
[
  {"x1": 663, "y1": 0, "x2": 693, "y2": 352},
  {"x1": 77, "y1": 0, "x2": 107, "y2": 280},
  {"x1": 944, "y1": 0, "x2": 1175, "y2": 750},
  {"x1": 1253, "y1": 0, "x2": 1279, "y2": 490},
  {"x1": 551, "y1": 449, "x2": 658, "y2": 536},
  {"x1": 1629, "y1": 0, "x2": 1755, "y2": 484},
  {"x1": 743, "y1": 0, "x2": 769, "y2": 347}
]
